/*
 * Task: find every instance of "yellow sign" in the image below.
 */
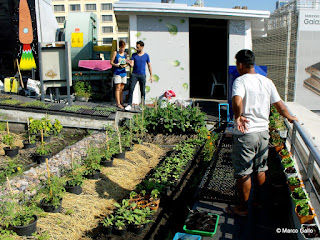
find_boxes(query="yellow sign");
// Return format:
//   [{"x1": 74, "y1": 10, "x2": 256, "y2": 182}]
[{"x1": 71, "y1": 32, "x2": 83, "y2": 47}]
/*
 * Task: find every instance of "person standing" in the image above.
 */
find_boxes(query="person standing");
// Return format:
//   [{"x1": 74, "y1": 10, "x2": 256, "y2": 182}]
[
  {"x1": 225, "y1": 49, "x2": 298, "y2": 216},
  {"x1": 125, "y1": 41, "x2": 153, "y2": 111},
  {"x1": 110, "y1": 40, "x2": 128, "y2": 109}
]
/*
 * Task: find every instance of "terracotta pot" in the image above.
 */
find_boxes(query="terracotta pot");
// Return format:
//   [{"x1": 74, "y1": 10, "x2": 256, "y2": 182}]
[
  {"x1": 288, "y1": 181, "x2": 303, "y2": 192},
  {"x1": 280, "y1": 152, "x2": 292, "y2": 159},
  {"x1": 137, "y1": 200, "x2": 149, "y2": 208},
  {"x1": 147, "y1": 202, "x2": 159, "y2": 211},
  {"x1": 275, "y1": 143, "x2": 284, "y2": 152},
  {"x1": 150, "y1": 197, "x2": 160, "y2": 205},
  {"x1": 295, "y1": 204, "x2": 316, "y2": 224}
]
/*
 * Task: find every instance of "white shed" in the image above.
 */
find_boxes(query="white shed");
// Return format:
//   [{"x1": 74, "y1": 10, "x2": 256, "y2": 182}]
[{"x1": 114, "y1": 2, "x2": 269, "y2": 103}]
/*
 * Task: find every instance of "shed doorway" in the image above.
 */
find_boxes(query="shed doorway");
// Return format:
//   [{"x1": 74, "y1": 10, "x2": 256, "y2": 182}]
[{"x1": 189, "y1": 18, "x2": 228, "y2": 99}]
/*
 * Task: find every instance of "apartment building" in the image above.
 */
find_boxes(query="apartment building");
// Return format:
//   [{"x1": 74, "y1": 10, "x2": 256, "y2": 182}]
[{"x1": 52, "y1": 0, "x2": 128, "y2": 46}]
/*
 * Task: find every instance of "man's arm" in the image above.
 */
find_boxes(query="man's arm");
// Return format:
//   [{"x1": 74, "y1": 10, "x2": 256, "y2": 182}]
[
  {"x1": 232, "y1": 95, "x2": 249, "y2": 133},
  {"x1": 273, "y1": 100, "x2": 298, "y2": 123},
  {"x1": 147, "y1": 62, "x2": 153, "y2": 82}
]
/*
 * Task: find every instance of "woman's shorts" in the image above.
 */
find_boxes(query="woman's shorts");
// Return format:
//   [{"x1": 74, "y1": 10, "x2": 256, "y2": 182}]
[{"x1": 113, "y1": 75, "x2": 127, "y2": 84}]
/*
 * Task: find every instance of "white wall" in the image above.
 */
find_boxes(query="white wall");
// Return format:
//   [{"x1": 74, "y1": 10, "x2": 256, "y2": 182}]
[
  {"x1": 228, "y1": 20, "x2": 252, "y2": 65},
  {"x1": 130, "y1": 15, "x2": 189, "y2": 104}
]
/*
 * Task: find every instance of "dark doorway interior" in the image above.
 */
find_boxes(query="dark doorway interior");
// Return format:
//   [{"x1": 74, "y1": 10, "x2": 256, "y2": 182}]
[{"x1": 189, "y1": 18, "x2": 228, "y2": 99}]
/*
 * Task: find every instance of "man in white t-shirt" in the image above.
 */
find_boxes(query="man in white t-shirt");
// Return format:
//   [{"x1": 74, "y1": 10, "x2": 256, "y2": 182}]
[{"x1": 224, "y1": 49, "x2": 298, "y2": 217}]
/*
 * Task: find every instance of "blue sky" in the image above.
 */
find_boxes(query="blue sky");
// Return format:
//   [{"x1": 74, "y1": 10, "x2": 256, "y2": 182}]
[{"x1": 119, "y1": 0, "x2": 277, "y2": 12}]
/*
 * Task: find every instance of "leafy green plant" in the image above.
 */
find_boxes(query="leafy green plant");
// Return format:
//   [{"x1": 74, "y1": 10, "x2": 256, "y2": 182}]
[
  {"x1": 0, "y1": 99, "x2": 21, "y2": 106},
  {"x1": 151, "y1": 189, "x2": 159, "y2": 200},
  {"x1": 293, "y1": 187, "x2": 307, "y2": 199},
  {"x1": 102, "y1": 214, "x2": 115, "y2": 227},
  {"x1": 2, "y1": 134, "x2": 15, "y2": 148},
  {"x1": 40, "y1": 174, "x2": 66, "y2": 208},
  {"x1": 53, "y1": 119, "x2": 63, "y2": 136},
  {"x1": 73, "y1": 79, "x2": 92, "y2": 98},
  {"x1": 83, "y1": 147, "x2": 101, "y2": 175},
  {"x1": 61, "y1": 105, "x2": 91, "y2": 112},
  {"x1": 297, "y1": 203, "x2": 310, "y2": 216},
  {"x1": 21, "y1": 101, "x2": 49, "y2": 109},
  {"x1": 66, "y1": 163, "x2": 84, "y2": 187},
  {"x1": 36, "y1": 143, "x2": 51, "y2": 156},
  {"x1": 114, "y1": 219, "x2": 126, "y2": 230},
  {"x1": 288, "y1": 177, "x2": 300, "y2": 186},
  {"x1": 0, "y1": 194, "x2": 40, "y2": 228},
  {"x1": 281, "y1": 149, "x2": 290, "y2": 156},
  {"x1": 0, "y1": 229, "x2": 17, "y2": 240},
  {"x1": 0, "y1": 159, "x2": 23, "y2": 183}
]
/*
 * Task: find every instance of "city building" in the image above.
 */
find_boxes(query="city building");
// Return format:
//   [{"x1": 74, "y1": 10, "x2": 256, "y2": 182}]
[
  {"x1": 253, "y1": 0, "x2": 320, "y2": 110},
  {"x1": 52, "y1": 0, "x2": 128, "y2": 46},
  {"x1": 276, "y1": 0, "x2": 290, "y2": 9}
]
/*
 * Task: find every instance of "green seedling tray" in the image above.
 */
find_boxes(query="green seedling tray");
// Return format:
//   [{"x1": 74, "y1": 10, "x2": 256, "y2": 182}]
[{"x1": 183, "y1": 212, "x2": 219, "y2": 237}]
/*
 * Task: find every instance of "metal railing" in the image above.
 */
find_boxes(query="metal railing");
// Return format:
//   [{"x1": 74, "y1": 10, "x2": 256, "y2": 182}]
[{"x1": 286, "y1": 120, "x2": 320, "y2": 203}]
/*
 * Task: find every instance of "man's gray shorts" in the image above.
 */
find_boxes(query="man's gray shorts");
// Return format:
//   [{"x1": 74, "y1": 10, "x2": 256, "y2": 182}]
[{"x1": 231, "y1": 131, "x2": 269, "y2": 177}]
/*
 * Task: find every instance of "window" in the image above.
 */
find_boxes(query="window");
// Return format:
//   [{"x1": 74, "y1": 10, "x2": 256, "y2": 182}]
[
  {"x1": 70, "y1": 4, "x2": 80, "y2": 11},
  {"x1": 54, "y1": 5, "x2": 65, "y2": 12},
  {"x1": 56, "y1": 16, "x2": 65, "y2": 24},
  {"x1": 102, "y1": 15, "x2": 113, "y2": 22},
  {"x1": 103, "y1": 38, "x2": 113, "y2": 44},
  {"x1": 119, "y1": 37, "x2": 128, "y2": 44},
  {"x1": 85, "y1": 4, "x2": 96, "y2": 11},
  {"x1": 102, "y1": 26, "x2": 113, "y2": 33},
  {"x1": 118, "y1": 27, "x2": 128, "y2": 33},
  {"x1": 101, "y1": 3, "x2": 112, "y2": 10}
]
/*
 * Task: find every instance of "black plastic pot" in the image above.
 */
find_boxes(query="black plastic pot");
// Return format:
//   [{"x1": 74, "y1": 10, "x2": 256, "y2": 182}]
[
  {"x1": 3, "y1": 147, "x2": 19, "y2": 158},
  {"x1": 12, "y1": 215, "x2": 37, "y2": 236},
  {"x1": 113, "y1": 152, "x2": 125, "y2": 160},
  {"x1": 23, "y1": 140, "x2": 36, "y2": 149},
  {"x1": 131, "y1": 224, "x2": 144, "y2": 235},
  {"x1": 125, "y1": 146, "x2": 133, "y2": 152},
  {"x1": 84, "y1": 170, "x2": 100, "y2": 179},
  {"x1": 113, "y1": 225, "x2": 127, "y2": 236},
  {"x1": 103, "y1": 225, "x2": 113, "y2": 235},
  {"x1": 40, "y1": 198, "x2": 62, "y2": 213},
  {"x1": 64, "y1": 181, "x2": 82, "y2": 195},
  {"x1": 35, "y1": 153, "x2": 51, "y2": 164},
  {"x1": 43, "y1": 135, "x2": 51, "y2": 143},
  {"x1": 101, "y1": 157, "x2": 114, "y2": 167}
]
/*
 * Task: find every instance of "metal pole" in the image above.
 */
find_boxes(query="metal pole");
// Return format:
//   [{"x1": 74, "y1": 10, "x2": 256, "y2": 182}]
[
  {"x1": 38, "y1": 42, "x2": 45, "y2": 102},
  {"x1": 65, "y1": 42, "x2": 72, "y2": 105},
  {"x1": 306, "y1": 154, "x2": 315, "y2": 194},
  {"x1": 290, "y1": 124, "x2": 297, "y2": 158},
  {"x1": 284, "y1": 12, "x2": 291, "y2": 102}
]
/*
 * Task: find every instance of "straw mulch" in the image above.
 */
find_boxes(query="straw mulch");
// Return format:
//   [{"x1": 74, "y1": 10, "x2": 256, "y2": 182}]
[{"x1": 34, "y1": 143, "x2": 166, "y2": 240}]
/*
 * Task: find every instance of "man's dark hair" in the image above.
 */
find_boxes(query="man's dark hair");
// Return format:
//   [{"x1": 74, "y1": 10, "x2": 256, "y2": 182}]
[
  {"x1": 235, "y1": 49, "x2": 255, "y2": 68},
  {"x1": 136, "y1": 41, "x2": 144, "y2": 47}
]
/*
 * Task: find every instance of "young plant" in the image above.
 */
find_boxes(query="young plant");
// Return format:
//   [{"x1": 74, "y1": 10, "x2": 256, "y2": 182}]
[
  {"x1": 73, "y1": 77, "x2": 92, "y2": 98},
  {"x1": 102, "y1": 214, "x2": 115, "y2": 227},
  {"x1": 40, "y1": 174, "x2": 66, "y2": 208},
  {"x1": 151, "y1": 189, "x2": 160, "y2": 200},
  {"x1": 297, "y1": 203, "x2": 310, "y2": 216},
  {"x1": 281, "y1": 149, "x2": 290, "y2": 156},
  {"x1": 53, "y1": 119, "x2": 63, "y2": 136},
  {"x1": 41, "y1": 116, "x2": 53, "y2": 137},
  {"x1": 66, "y1": 163, "x2": 84, "y2": 187},
  {"x1": 114, "y1": 219, "x2": 126, "y2": 230},
  {"x1": 281, "y1": 157, "x2": 293, "y2": 165},
  {"x1": 3, "y1": 134, "x2": 15, "y2": 149},
  {"x1": 36, "y1": 142, "x2": 51, "y2": 156},
  {"x1": 288, "y1": 177, "x2": 300, "y2": 186},
  {"x1": 83, "y1": 147, "x2": 101, "y2": 175},
  {"x1": 293, "y1": 187, "x2": 307, "y2": 199}
]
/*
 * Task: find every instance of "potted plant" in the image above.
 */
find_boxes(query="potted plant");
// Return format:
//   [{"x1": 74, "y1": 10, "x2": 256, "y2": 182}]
[
  {"x1": 0, "y1": 195, "x2": 39, "y2": 236},
  {"x1": 41, "y1": 116, "x2": 53, "y2": 142},
  {"x1": 113, "y1": 219, "x2": 127, "y2": 236},
  {"x1": 34, "y1": 142, "x2": 51, "y2": 164},
  {"x1": 99, "y1": 145, "x2": 115, "y2": 167},
  {"x1": 3, "y1": 133, "x2": 19, "y2": 158},
  {"x1": 73, "y1": 77, "x2": 92, "y2": 102},
  {"x1": 150, "y1": 189, "x2": 160, "y2": 205},
  {"x1": 39, "y1": 174, "x2": 66, "y2": 213},
  {"x1": 64, "y1": 163, "x2": 84, "y2": 195},
  {"x1": 291, "y1": 187, "x2": 309, "y2": 206},
  {"x1": 301, "y1": 224, "x2": 320, "y2": 239},
  {"x1": 129, "y1": 191, "x2": 141, "y2": 203},
  {"x1": 280, "y1": 149, "x2": 292, "y2": 159},
  {"x1": 281, "y1": 157, "x2": 294, "y2": 169},
  {"x1": 295, "y1": 203, "x2": 316, "y2": 224},
  {"x1": 102, "y1": 214, "x2": 114, "y2": 235},
  {"x1": 83, "y1": 147, "x2": 101, "y2": 179},
  {"x1": 24, "y1": 118, "x2": 36, "y2": 149},
  {"x1": 284, "y1": 166, "x2": 297, "y2": 179},
  {"x1": 287, "y1": 176, "x2": 303, "y2": 192},
  {"x1": 130, "y1": 209, "x2": 152, "y2": 235}
]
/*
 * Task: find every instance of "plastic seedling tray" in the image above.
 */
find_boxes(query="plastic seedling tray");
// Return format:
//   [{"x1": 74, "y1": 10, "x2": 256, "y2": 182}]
[
  {"x1": 173, "y1": 232, "x2": 202, "y2": 240},
  {"x1": 183, "y1": 212, "x2": 219, "y2": 237}
]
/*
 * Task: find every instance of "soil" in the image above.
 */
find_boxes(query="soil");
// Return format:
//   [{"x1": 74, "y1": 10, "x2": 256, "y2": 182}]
[
  {"x1": 185, "y1": 211, "x2": 217, "y2": 232},
  {"x1": 302, "y1": 225, "x2": 320, "y2": 238},
  {"x1": 285, "y1": 167, "x2": 297, "y2": 173}
]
